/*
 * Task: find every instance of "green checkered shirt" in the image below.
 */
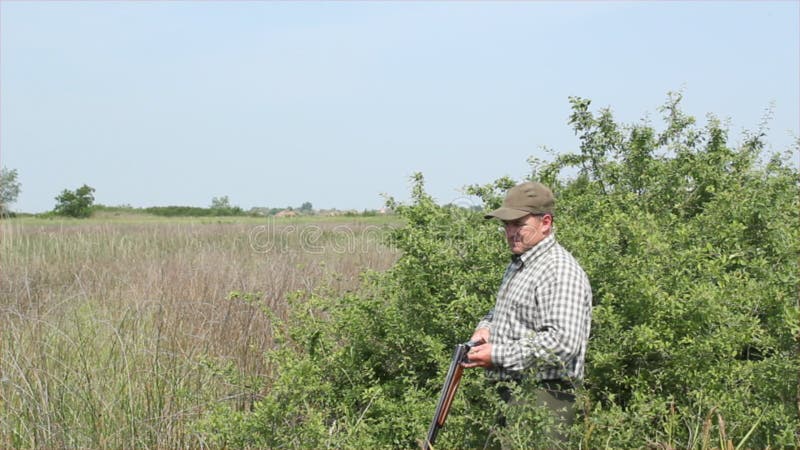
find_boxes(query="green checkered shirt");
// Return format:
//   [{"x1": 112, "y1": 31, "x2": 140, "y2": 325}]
[{"x1": 477, "y1": 234, "x2": 592, "y2": 382}]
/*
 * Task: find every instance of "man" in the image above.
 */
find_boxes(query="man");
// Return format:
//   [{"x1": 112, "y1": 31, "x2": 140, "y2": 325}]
[{"x1": 462, "y1": 181, "x2": 592, "y2": 443}]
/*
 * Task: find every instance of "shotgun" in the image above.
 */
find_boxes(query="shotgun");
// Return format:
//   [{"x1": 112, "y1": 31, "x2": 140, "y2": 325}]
[{"x1": 423, "y1": 340, "x2": 478, "y2": 450}]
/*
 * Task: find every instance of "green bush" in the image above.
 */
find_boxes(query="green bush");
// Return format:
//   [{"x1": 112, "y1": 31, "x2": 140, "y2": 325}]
[
  {"x1": 198, "y1": 93, "x2": 799, "y2": 448},
  {"x1": 53, "y1": 184, "x2": 95, "y2": 218},
  {"x1": 549, "y1": 94, "x2": 799, "y2": 447},
  {"x1": 198, "y1": 178, "x2": 508, "y2": 448}
]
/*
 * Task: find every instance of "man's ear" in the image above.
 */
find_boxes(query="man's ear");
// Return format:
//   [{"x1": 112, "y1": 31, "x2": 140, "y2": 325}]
[{"x1": 541, "y1": 214, "x2": 554, "y2": 233}]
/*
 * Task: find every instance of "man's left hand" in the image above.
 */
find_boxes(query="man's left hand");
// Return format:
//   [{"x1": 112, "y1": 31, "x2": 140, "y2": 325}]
[{"x1": 462, "y1": 343, "x2": 493, "y2": 368}]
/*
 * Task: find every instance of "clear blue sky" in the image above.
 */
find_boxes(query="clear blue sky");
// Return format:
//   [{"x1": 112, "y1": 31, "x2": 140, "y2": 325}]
[{"x1": 2, "y1": 1, "x2": 798, "y2": 213}]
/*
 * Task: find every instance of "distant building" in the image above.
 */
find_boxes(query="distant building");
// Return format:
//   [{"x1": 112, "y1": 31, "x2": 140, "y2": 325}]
[{"x1": 275, "y1": 209, "x2": 298, "y2": 218}]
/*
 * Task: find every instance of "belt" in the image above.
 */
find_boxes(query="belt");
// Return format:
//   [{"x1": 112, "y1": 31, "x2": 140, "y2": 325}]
[{"x1": 490, "y1": 377, "x2": 580, "y2": 392}]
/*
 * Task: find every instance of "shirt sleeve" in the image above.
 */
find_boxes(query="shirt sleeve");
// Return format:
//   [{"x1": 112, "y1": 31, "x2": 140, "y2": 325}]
[{"x1": 476, "y1": 307, "x2": 494, "y2": 331}]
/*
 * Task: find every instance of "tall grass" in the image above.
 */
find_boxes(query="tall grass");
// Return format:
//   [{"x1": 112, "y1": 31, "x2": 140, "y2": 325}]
[{"x1": 0, "y1": 217, "x2": 397, "y2": 448}]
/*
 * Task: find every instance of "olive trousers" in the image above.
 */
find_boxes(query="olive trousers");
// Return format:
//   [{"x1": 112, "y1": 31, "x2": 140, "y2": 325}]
[{"x1": 488, "y1": 380, "x2": 577, "y2": 449}]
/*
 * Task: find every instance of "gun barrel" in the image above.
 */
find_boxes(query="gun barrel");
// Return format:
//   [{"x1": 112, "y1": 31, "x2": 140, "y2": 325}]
[{"x1": 424, "y1": 341, "x2": 475, "y2": 450}]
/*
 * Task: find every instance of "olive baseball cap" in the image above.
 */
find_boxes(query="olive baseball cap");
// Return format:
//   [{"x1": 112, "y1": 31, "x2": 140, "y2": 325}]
[{"x1": 484, "y1": 181, "x2": 555, "y2": 221}]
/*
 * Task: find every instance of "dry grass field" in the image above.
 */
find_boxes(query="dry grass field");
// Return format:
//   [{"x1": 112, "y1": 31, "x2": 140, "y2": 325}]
[{"x1": 0, "y1": 216, "x2": 398, "y2": 449}]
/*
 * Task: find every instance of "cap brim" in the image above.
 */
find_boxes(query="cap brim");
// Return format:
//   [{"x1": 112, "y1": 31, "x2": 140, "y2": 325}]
[{"x1": 483, "y1": 207, "x2": 531, "y2": 221}]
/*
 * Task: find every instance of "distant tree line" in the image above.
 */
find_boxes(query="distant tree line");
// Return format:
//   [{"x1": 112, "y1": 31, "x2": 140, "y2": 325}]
[
  {"x1": 43, "y1": 190, "x2": 384, "y2": 219},
  {"x1": 0, "y1": 170, "x2": 390, "y2": 219}
]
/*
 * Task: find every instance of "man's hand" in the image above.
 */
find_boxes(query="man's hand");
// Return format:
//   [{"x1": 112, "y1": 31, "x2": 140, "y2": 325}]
[
  {"x1": 462, "y1": 343, "x2": 492, "y2": 368},
  {"x1": 462, "y1": 328, "x2": 492, "y2": 368}
]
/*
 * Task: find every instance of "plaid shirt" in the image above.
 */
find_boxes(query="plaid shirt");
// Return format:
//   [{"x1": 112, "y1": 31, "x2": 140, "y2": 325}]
[{"x1": 477, "y1": 234, "x2": 592, "y2": 382}]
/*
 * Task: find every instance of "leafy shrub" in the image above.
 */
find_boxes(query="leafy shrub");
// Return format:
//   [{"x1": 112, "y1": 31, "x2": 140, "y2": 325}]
[
  {"x1": 199, "y1": 93, "x2": 799, "y2": 448},
  {"x1": 547, "y1": 94, "x2": 799, "y2": 448},
  {"x1": 53, "y1": 184, "x2": 95, "y2": 218},
  {"x1": 198, "y1": 177, "x2": 508, "y2": 448}
]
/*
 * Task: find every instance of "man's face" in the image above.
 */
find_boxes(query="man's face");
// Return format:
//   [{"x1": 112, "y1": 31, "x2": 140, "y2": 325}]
[{"x1": 503, "y1": 214, "x2": 551, "y2": 255}]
